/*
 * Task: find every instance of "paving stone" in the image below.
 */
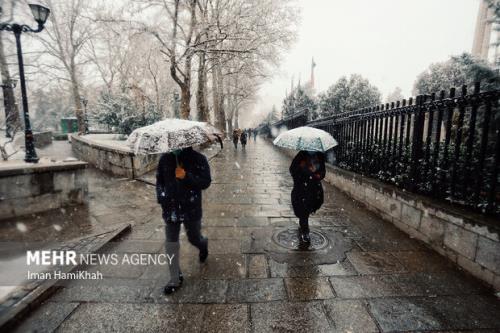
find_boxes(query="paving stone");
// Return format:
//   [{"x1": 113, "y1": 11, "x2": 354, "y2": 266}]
[
  {"x1": 251, "y1": 301, "x2": 332, "y2": 332},
  {"x1": 369, "y1": 295, "x2": 500, "y2": 332},
  {"x1": 330, "y1": 275, "x2": 402, "y2": 298},
  {"x1": 201, "y1": 227, "x2": 243, "y2": 239},
  {"x1": 200, "y1": 254, "x2": 246, "y2": 279},
  {"x1": 11, "y1": 301, "x2": 79, "y2": 333},
  {"x1": 201, "y1": 304, "x2": 249, "y2": 333},
  {"x1": 390, "y1": 250, "x2": 456, "y2": 272},
  {"x1": 323, "y1": 299, "x2": 378, "y2": 333},
  {"x1": 391, "y1": 271, "x2": 488, "y2": 296},
  {"x1": 52, "y1": 279, "x2": 154, "y2": 303},
  {"x1": 226, "y1": 278, "x2": 286, "y2": 303},
  {"x1": 149, "y1": 279, "x2": 228, "y2": 304},
  {"x1": 269, "y1": 259, "x2": 357, "y2": 278},
  {"x1": 56, "y1": 303, "x2": 205, "y2": 332},
  {"x1": 248, "y1": 255, "x2": 268, "y2": 278},
  {"x1": 347, "y1": 251, "x2": 407, "y2": 274},
  {"x1": 101, "y1": 240, "x2": 164, "y2": 254},
  {"x1": 284, "y1": 277, "x2": 335, "y2": 300}
]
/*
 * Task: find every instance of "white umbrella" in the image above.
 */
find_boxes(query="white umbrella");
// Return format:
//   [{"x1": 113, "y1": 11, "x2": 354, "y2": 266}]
[
  {"x1": 273, "y1": 126, "x2": 338, "y2": 152},
  {"x1": 126, "y1": 119, "x2": 222, "y2": 154}
]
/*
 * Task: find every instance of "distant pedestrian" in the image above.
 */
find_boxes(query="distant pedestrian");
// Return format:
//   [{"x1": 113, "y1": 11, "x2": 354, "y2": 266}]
[
  {"x1": 253, "y1": 129, "x2": 257, "y2": 142},
  {"x1": 233, "y1": 130, "x2": 239, "y2": 149},
  {"x1": 156, "y1": 147, "x2": 211, "y2": 294},
  {"x1": 289, "y1": 150, "x2": 326, "y2": 246},
  {"x1": 240, "y1": 131, "x2": 247, "y2": 148}
]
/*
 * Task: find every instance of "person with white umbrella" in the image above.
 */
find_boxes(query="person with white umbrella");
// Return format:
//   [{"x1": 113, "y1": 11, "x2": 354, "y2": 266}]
[
  {"x1": 127, "y1": 119, "x2": 221, "y2": 294},
  {"x1": 273, "y1": 126, "x2": 338, "y2": 246}
]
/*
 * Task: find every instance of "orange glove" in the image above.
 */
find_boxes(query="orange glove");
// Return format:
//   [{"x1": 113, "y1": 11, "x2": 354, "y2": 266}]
[{"x1": 175, "y1": 167, "x2": 186, "y2": 179}]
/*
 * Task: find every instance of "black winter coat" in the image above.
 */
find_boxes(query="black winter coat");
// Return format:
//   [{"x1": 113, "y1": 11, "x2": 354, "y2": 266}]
[
  {"x1": 289, "y1": 151, "x2": 326, "y2": 218},
  {"x1": 240, "y1": 133, "x2": 247, "y2": 144},
  {"x1": 156, "y1": 147, "x2": 211, "y2": 222}
]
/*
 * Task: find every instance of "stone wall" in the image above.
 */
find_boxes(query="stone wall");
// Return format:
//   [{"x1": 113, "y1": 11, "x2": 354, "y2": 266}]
[
  {"x1": 70, "y1": 134, "x2": 160, "y2": 178},
  {"x1": 274, "y1": 143, "x2": 500, "y2": 291},
  {"x1": 0, "y1": 161, "x2": 88, "y2": 220},
  {"x1": 33, "y1": 131, "x2": 52, "y2": 148},
  {"x1": 327, "y1": 166, "x2": 500, "y2": 292}
]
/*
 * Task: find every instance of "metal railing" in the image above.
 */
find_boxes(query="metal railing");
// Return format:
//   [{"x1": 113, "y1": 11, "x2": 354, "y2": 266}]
[{"x1": 272, "y1": 83, "x2": 500, "y2": 217}]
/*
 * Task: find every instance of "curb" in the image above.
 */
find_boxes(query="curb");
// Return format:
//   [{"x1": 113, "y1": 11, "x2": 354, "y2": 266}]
[{"x1": 0, "y1": 223, "x2": 132, "y2": 331}]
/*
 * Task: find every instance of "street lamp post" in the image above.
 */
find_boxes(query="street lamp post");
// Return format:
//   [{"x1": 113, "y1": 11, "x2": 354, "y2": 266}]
[{"x1": 0, "y1": 4, "x2": 50, "y2": 163}]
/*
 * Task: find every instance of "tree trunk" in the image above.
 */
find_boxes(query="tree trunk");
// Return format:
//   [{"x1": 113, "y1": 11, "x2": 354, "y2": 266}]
[
  {"x1": 0, "y1": 32, "x2": 20, "y2": 137},
  {"x1": 196, "y1": 53, "x2": 209, "y2": 122},
  {"x1": 234, "y1": 108, "x2": 239, "y2": 129},
  {"x1": 180, "y1": 55, "x2": 192, "y2": 119},
  {"x1": 69, "y1": 63, "x2": 84, "y2": 133},
  {"x1": 211, "y1": 61, "x2": 226, "y2": 133}
]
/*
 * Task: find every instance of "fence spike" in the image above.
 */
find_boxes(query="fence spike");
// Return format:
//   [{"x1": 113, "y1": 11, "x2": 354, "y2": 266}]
[
  {"x1": 402, "y1": 99, "x2": 407, "y2": 107},
  {"x1": 409, "y1": 97, "x2": 413, "y2": 105},
  {"x1": 461, "y1": 85, "x2": 467, "y2": 96},
  {"x1": 450, "y1": 87, "x2": 456, "y2": 98},
  {"x1": 474, "y1": 81, "x2": 480, "y2": 94},
  {"x1": 439, "y1": 90, "x2": 445, "y2": 100}
]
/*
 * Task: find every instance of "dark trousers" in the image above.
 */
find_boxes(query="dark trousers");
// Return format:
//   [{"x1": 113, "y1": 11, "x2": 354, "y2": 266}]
[
  {"x1": 299, "y1": 216, "x2": 309, "y2": 233},
  {"x1": 164, "y1": 219, "x2": 205, "y2": 249}
]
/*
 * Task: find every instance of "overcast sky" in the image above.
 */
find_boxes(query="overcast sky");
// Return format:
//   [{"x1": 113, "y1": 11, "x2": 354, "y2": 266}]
[{"x1": 243, "y1": 0, "x2": 479, "y2": 126}]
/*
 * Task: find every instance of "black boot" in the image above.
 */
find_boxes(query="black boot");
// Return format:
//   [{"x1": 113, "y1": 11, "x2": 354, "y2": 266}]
[
  {"x1": 163, "y1": 272, "x2": 183, "y2": 295},
  {"x1": 164, "y1": 242, "x2": 182, "y2": 295},
  {"x1": 298, "y1": 225, "x2": 311, "y2": 248},
  {"x1": 199, "y1": 237, "x2": 208, "y2": 263}
]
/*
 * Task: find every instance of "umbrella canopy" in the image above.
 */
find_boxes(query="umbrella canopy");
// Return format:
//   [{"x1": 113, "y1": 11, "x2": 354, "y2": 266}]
[
  {"x1": 126, "y1": 119, "x2": 222, "y2": 154},
  {"x1": 273, "y1": 126, "x2": 338, "y2": 152}
]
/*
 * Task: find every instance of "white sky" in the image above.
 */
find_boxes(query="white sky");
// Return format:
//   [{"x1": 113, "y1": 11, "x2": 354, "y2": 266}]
[{"x1": 245, "y1": 0, "x2": 480, "y2": 126}]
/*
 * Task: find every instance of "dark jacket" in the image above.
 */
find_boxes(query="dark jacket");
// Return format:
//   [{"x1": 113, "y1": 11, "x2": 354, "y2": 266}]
[
  {"x1": 240, "y1": 132, "x2": 247, "y2": 144},
  {"x1": 156, "y1": 147, "x2": 211, "y2": 222},
  {"x1": 289, "y1": 151, "x2": 326, "y2": 218}
]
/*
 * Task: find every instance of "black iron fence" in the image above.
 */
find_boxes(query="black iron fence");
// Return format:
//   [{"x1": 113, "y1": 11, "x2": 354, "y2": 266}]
[{"x1": 273, "y1": 83, "x2": 500, "y2": 217}]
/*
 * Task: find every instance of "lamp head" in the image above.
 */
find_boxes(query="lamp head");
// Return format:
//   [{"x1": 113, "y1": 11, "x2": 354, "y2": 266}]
[{"x1": 29, "y1": 4, "x2": 50, "y2": 26}]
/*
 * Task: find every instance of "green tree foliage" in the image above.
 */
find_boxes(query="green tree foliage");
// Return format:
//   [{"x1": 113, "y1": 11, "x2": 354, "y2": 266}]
[
  {"x1": 281, "y1": 86, "x2": 318, "y2": 119},
  {"x1": 95, "y1": 91, "x2": 161, "y2": 135},
  {"x1": 318, "y1": 74, "x2": 381, "y2": 117},
  {"x1": 386, "y1": 87, "x2": 404, "y2": 103},
  {"x1": 267, "y1": 104, "x2": 280, "y2": 123},
  {"x1": 413, "y1": 53, "x2": 500, "y2": 95}
]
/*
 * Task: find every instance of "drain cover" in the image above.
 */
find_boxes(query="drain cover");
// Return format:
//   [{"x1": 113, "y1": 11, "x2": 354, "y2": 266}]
[{"x1": 272, "y1": 228, "x2": 329, "y2": 251}]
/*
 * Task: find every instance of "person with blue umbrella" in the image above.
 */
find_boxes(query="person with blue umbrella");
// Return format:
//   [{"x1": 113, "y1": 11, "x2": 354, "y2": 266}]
[{"x1": 273, "y1": 126, "x2": 338, "y2": 246}]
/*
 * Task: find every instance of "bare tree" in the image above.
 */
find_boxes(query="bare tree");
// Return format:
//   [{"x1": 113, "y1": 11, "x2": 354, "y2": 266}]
[
  {"x1": 0, "y1": 110, "x2": 21, "y2": 160},
  {"x1": 35, "y1": 0, "x2": 95, "y2": 133},
  {"x1": 0, "y1": 31, "x2": 20, "y2": 138}
]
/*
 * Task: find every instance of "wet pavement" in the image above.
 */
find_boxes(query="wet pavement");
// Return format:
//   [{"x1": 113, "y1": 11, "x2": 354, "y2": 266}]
[{"x1": 7, "y1": 138, "x2": 500, "y2": 332}]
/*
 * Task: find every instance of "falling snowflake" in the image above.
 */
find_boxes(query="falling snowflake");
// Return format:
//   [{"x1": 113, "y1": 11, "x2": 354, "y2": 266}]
[
  {"x1": 16, "y1": 223, "x2": 27, "y2": 233},
  {"x1": 234, "y1": 162, "x2": 240, "y2": 169},
  {"x1": 53, "y1": 224, "x2": 62, "y2": 231}
]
